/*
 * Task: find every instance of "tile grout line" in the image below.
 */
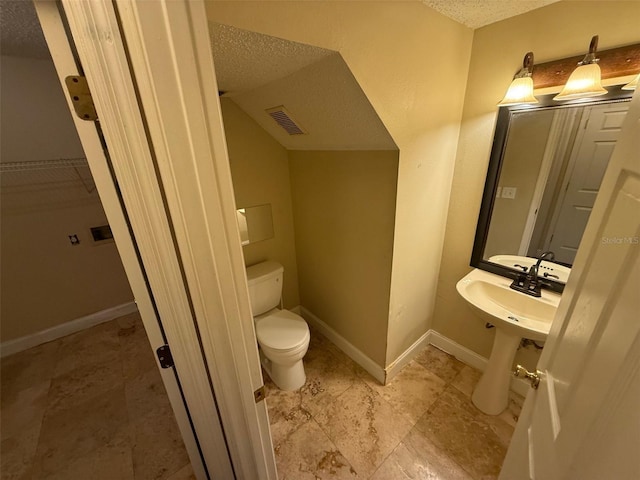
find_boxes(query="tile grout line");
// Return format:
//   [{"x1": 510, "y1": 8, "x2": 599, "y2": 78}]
[
  {"x1": 366, "y1": 359, "x2": 461, "y2": 479},
  {"x1": 266, "y1": 330, "x2": 517, "y2": 479}
]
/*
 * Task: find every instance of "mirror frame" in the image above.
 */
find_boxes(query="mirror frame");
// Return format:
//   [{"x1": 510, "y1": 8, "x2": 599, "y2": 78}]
[{"x1": 470, "y1": 85, "x2": 634, "y2": 293}]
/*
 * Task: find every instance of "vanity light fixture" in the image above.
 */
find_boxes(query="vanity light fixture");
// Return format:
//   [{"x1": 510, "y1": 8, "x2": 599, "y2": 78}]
[
  {"x1": 497, "y1": 52, "x2": 538, "y2": 107},
  {"x1": 622, "y1": 73, "x2": 639, "y2": 91},
  {"x1": 554, "y1": 35, "x2": 607, "y2": 101}
]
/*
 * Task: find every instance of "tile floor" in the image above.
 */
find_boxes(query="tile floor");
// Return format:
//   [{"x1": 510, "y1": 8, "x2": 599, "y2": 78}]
[
  {"x1": 0, "y1": 312, "x2": 195, "y2": 480},
  {"x1": 264, "y1": 327, "x2": 524, "y2": 480},
  {"x1": 2, "y1": 313, "x2": 522, "y2": 480}
]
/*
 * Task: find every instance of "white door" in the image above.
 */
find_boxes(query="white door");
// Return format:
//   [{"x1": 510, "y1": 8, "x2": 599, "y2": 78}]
[
  {"x1": 500, "y1": 92, "x2": 640, "y2": 479},
  {"x1": 35, "y1": 0, "x2": 277, "y2": 478},
  {"x1": 545, "y1": 103, "x2": 630, "y2": 264}
]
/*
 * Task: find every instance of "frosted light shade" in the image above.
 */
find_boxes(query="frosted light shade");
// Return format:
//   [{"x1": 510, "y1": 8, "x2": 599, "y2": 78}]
[
  {"x1": 497, "y1": 77, "x2": 538, "y2": 106},
  {"x1": 554, "y1": 63, "x2": 607, "y2": 100},
  {"x1": 622, "y1": 73, "x2": 639, "y2": 91}
]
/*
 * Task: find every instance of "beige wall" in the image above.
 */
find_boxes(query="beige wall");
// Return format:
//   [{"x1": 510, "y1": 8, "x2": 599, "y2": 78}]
[
  {"x1": 1, "y1": 56, "x2": 133, "y2": 342},
  {"x1": 434, "y1": 1, "x2": 640, "y2": 365},
  {"x1": 1, "y1": 56, "x2": 85, "y2": 163},
  {"x1": 208, "y1": 1, "x2": 473, "y2": 366},
  {"x1": 289, "y1": 150, "x2": 398, "y2": 366},
  {"x1": 1, "y1": 206, "x2": 134, "y2": 341},
  {"x1": 220, "y1": 98, "x2": 300, "y2": 308},
  {"x1": 484, "y1": 109, "x2": 554, "y2": 258}
]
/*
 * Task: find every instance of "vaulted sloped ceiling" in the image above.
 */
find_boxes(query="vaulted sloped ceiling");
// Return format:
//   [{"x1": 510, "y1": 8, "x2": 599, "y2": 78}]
[{"x1": 210, "y1": 23, "x2": 397, "y2": 151}]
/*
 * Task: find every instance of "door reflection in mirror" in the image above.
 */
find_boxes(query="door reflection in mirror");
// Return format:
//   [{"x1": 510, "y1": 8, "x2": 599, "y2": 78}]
[
  {"x1": 236, "y1": 204, "x2": 274, "y2": 246},
  {"x1": 484, "y1": 100, "x2": 630, "y2": 266}
]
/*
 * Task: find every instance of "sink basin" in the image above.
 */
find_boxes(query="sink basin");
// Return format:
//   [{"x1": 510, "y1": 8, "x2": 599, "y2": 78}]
[
  {"x1": 456, "y1": 269, "x2": 560, "y2": 341},
  {"x1": 456, "y1": 268, "x2": 561, "y2": 415},
  {"x1": 488, "y1": 254, "x2": 571, "y2": 283}
]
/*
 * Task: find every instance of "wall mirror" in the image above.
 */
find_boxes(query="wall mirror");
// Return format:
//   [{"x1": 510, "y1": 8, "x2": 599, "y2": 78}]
[
  {"x1": 471, "y1": 86, "x2": 633, "y2": 292},
  {"x1": 236, "y1": 204, "x2": 274, "y2": 245}
]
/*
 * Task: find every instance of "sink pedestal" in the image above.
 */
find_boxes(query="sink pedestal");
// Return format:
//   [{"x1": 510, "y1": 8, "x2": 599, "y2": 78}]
[
  {"x1": 472, "y1": 328, "x2": 520, "y2": 415},
  {"x1": 456, "y1": 268, "x2": 560, "y2": 415}
]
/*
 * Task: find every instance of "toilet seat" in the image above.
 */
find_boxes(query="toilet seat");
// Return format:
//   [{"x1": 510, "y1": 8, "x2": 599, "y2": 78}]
[{"x1": 255, "y1": 309, "x2": 309, "y2": 351}]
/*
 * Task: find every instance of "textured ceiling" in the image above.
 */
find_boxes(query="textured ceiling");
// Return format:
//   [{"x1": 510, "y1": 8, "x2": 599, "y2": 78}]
[
  {"x1": 227, "y1": 53, "x2": 397, "y2": 150},
  {"x1": 0, "y1": 0, "x2": 50, "y2": 58},
  {"x1": 422, "y1": 0, "x2": 561, "y2": 28},
  {"x1": 210, "y1": 23, "x2": 396, "y2": 151},
  {"x1": 212, "y1": 23, "x2": 333, "y2": 94}
]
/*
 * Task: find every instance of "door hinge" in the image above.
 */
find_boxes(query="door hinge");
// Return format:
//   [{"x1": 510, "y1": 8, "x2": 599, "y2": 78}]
[
  {"x1": 156, "y1": 344, "x2": 174, "y2": 369},
  {"x1": 65, "y1": 75, "x2": 98, "y2": 121},
  {"x1": 254, "y1": 385, "x2": 266, "y2": 403}
]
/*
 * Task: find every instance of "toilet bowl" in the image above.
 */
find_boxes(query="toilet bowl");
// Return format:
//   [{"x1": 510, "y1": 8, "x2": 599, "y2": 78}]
[
  {"x1": 255, "y1": 308, "x2": 310, "y2": 390},
  {"x1": 246, "y1": 261, "x2": 310, "y2": 391}
]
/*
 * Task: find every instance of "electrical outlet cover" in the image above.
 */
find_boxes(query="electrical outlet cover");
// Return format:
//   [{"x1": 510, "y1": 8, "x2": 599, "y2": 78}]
[{"x1": 502, "y1": 187, "x2": 517, "y2": 199}]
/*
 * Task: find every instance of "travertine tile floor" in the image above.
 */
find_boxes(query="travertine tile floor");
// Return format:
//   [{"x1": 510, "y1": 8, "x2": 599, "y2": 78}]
[
  {"x1": 2, "y1": 313, "x2": 522, "y2": 480},
  {"x1": 0, "y1": 312, "x2": 195, "y2": 480},
  {"x1": 265, "y1": 327, "x2": 524, "y2": 479}
]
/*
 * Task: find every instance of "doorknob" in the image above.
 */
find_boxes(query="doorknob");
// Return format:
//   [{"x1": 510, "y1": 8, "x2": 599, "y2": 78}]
[{"x1": 513, "y1": 364, "x2": 542, "y2": 389}]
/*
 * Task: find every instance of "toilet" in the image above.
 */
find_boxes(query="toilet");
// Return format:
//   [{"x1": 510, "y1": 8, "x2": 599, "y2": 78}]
[{"x1": 246, "y1": 261, "x2": 310, "y2": 391}]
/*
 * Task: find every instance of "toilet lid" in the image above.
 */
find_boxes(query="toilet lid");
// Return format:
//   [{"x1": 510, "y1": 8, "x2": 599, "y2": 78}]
[{"x1": 255, "y1": 310, "x2": 309, "y2": 350}]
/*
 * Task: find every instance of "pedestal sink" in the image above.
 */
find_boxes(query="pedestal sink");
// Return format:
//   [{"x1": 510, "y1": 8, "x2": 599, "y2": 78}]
[{"x1": 456, "y1": 268, "x2": 561, "y2": 414}]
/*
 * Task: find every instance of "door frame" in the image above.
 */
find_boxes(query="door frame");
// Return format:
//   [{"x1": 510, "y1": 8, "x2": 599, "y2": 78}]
[
  {"x1": 32, "y1": 2, "x2": 209, "y2": 478},
  {"x1": 518, "y1": 108, "x2": 579, "y2": 256},
  {"x1": 36, "y1": 0, "x2": 276, "y2": 478}
]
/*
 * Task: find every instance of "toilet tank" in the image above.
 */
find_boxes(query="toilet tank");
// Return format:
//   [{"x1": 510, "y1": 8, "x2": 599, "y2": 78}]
[{"x1": 246, "y1": 261, "x2": 284, "y2": 316}]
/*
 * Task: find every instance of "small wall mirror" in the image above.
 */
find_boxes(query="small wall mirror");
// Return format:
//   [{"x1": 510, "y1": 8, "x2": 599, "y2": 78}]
[
  {"x1": 471, "y1": 86, "x2": 633, "y2": 292},
  {"x1": 237, "y1": 203, "x2": 274, "y2": 246}
]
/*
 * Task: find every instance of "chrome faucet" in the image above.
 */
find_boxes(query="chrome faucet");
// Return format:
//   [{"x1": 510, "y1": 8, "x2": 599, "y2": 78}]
[{"x1": 510, "y1": 251, "x2": 555, "y2": 297}]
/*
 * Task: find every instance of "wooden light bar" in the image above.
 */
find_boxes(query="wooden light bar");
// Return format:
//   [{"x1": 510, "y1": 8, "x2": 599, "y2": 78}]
[{"x1": 532, "y1": 42, "x2": 640, "y2": 89}]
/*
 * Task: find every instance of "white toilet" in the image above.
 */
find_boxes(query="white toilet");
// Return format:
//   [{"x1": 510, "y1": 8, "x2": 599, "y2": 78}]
[{"x1": 246, "y1": 261, "x2": 310, "y2": 391}]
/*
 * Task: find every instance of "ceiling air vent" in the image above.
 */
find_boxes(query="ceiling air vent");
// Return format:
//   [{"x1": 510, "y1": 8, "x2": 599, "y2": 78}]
[{"x1": 265, "y1": 106, "x2": 307, "y2": 135}]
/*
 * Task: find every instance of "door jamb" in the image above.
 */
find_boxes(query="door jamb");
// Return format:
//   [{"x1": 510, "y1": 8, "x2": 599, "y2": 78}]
[
  {"x1": 32, "y1": 3, "x2": 209, "y2": 478},
  {"x1": 47, "y1": 0, "x2": 276, "y2": 477},
  {"x1": 111, "y1": 1, "x2": 276, "y2": 476}
]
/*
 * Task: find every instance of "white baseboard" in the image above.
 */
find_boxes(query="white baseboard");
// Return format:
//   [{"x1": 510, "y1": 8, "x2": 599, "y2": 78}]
[
  {"x1": 385, "y1": 330, "x2": 432, "y2": 383},
  {"x1": 509, "y1": 377, "x2": 529, "y2": 397},
  {"x1": 428, "y1": 330, "x2": 529, "y2": 397},
  {"x1": 297, "y1": 306, "x2": 386, "y2": 385},
  {"x1": 1, "y1": 301, "x2": 138, "y2": 357},
  {"x1": 428, "y1": 330, "x2": 489, "y2": 371},
  {"x1": 291, "y1": 306, "x2": 529, "y2": 397}
]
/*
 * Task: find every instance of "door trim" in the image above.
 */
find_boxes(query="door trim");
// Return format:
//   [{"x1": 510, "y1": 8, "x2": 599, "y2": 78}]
[
  {"x1": 111, "y1": 1, "x2": 276, "y2": 476},
  {"x1": 37, "y1": 0, "x2": 240, "y2": 477},
  {"x1": 50, "y1": 0, "x2": 276, "y2": 477},
  {"x1": 33, "y1": 2, "x2": 210, "y2": 477}
]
